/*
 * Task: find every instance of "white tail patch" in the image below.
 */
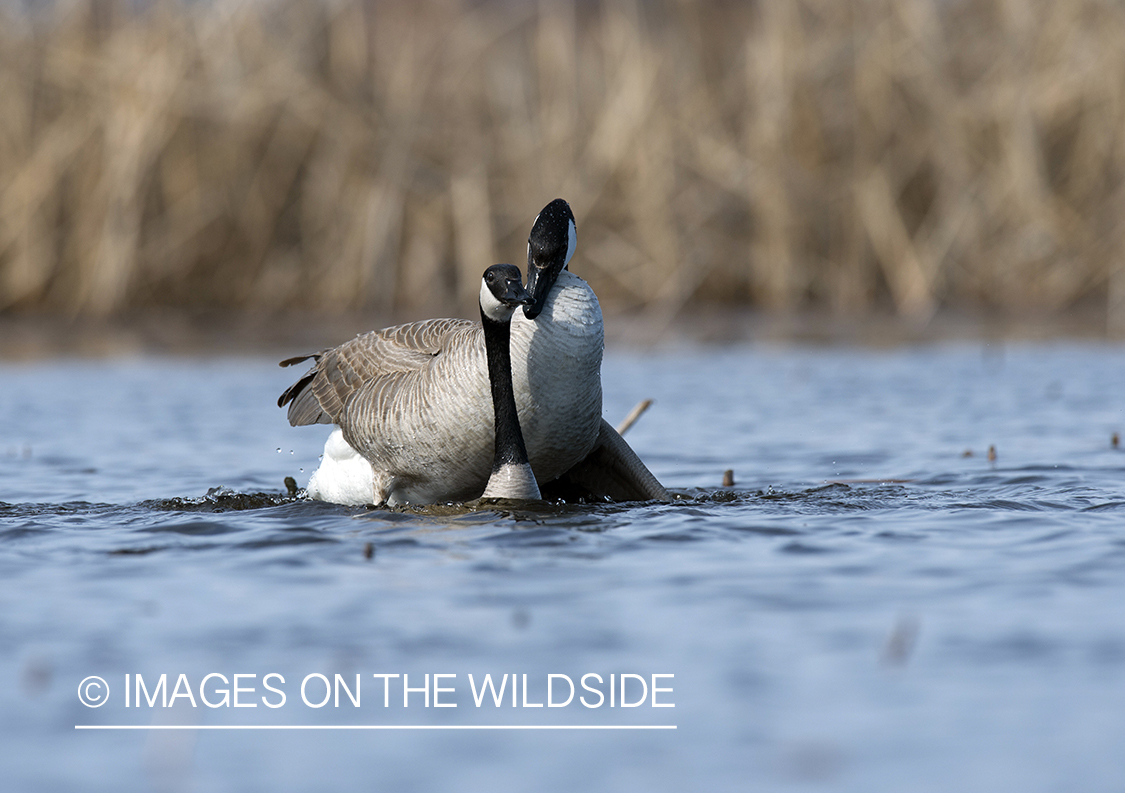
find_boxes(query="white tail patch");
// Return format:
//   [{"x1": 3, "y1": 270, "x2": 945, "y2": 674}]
[{"x1": 306, "y1": 428, "x2": 377, "y2": 505}]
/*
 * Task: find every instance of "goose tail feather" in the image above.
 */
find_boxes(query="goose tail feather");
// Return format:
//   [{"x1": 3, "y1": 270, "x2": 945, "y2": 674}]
[{"x1": 277, "y1": 352, "x2": 335, "y2": 425}]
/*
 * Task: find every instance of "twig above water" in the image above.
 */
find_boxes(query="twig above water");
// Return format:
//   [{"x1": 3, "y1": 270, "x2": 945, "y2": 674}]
[{"x1": 616, "y1": 399, "x2": 653, "y2": 436}]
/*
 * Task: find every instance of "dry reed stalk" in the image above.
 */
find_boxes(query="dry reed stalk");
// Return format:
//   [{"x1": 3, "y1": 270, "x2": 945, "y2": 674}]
[
  {"x1": 0, "y1": 0, "x2": 1122, "y2": 329},
  {"x1": 615, "y1": 398, "x2": 652, "y2": 436}
]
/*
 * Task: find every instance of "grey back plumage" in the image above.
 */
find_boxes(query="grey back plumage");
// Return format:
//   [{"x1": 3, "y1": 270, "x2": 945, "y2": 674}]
[{"x1": 279, "y1": 318, "x2": 476, "y2": 427}]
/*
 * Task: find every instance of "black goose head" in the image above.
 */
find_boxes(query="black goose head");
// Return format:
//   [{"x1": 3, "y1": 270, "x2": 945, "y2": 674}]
[
  {"x1": 523, "y1": 198, "x2": 576, "y2": 319},
  {"x1": 480, "y1": 263, "x2": 534, "y2": 322}
]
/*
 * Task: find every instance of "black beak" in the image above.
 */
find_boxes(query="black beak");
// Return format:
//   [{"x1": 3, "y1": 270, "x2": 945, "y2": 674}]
[
  {"x1": 523, "y1": 198, "x2": 575, "y2": 320},
  {"x1": 498, "y1": 278, "x2": 534, "y2": 308},
  {"x1": 524, "y1": 264, "x2": 556, "y2": 320}
]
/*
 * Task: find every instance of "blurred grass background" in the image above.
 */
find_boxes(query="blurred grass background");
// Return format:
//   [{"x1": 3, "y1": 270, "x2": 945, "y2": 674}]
[{"x1": 2, "y1": 0, "x2": 1125, "y2": 339}]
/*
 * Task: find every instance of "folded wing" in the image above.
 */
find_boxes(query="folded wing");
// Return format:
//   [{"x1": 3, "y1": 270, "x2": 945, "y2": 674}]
[{"x1": 278, "y1": 318, "x2": 476, "y2": 427}]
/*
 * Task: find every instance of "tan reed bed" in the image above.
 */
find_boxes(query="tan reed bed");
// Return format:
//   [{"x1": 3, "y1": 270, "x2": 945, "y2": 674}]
[{"x1": 1, "y1": 0, "x2": 1124, "y2": 332}]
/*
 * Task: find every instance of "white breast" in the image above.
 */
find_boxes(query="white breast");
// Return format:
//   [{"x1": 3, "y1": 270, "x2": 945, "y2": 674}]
[
  {"x1": 481, "y1": 462, "x2": 542, "y2": 500},
  {"x1": 509, "y1": 269, "x2": 604, "y2": 483}
]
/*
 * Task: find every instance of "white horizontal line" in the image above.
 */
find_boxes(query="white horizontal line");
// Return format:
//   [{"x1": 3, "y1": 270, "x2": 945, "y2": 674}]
[{"x1": 76, "y1": 724, "x2": 676, "y2": 731}]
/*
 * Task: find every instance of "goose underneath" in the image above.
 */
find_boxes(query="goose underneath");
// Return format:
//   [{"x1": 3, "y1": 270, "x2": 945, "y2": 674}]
[
  {"x1": 478, "y1": 264, "x2": 540, "y2": 500},
  {"x1": 278, "y1": 197, "x2": 667, "y2": 505}
]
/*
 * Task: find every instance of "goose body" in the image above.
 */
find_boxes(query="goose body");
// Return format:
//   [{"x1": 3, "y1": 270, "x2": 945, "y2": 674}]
[
  {"x1": 287, "y1": 271, "x2": 599, "y2": 505},
  {"x1": 280, "y1": 198, "x2": 666, "y2": 506}
]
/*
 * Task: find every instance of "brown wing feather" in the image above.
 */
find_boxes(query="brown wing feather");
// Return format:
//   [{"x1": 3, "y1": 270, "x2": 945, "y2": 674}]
[{"x1": 278, "y1": 317, "x2": 476, "y2": 427}]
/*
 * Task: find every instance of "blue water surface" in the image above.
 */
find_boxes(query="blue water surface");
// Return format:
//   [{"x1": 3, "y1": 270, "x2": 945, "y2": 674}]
[{"x1": 1, "y1": 343, "x2": 1124, "y2": 792}]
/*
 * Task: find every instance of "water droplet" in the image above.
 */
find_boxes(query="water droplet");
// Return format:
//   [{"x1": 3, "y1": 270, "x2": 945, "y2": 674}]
[{"x1": 276, "y1": 448, "x2": 281, "y2": 453}]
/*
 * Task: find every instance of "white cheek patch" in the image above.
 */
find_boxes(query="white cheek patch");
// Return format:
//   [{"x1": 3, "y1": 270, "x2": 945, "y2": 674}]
[
  {"x1": 480, "y1": 278, "x2": 516, "y2": 322},
  {"x1": 565, "y1": 218, "x2": 577, "y2": 267}
]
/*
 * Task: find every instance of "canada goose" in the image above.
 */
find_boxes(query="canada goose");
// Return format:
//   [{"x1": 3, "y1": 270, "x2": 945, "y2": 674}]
[
  {"x1": 478, "y1": 264, "x2": 540, "y2": 500},
  {"x1": 279, "y1": 198, "x2": 668, "y2": 505}
]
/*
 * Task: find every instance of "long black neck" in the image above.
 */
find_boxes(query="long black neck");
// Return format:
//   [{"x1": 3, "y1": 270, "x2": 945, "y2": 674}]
[{"x1": 481, "y1": 309, "x2": 531, "y2": 473}]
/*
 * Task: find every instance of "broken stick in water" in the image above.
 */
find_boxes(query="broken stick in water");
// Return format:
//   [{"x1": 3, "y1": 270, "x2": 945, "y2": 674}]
[{"x1": 616, "y1": 399, "x2": 653, "y2": 436}]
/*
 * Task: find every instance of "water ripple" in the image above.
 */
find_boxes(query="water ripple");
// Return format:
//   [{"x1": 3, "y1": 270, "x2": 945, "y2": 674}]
[{"x1": 3, "y1": 347, "x2": 1125, "y2": 792}]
